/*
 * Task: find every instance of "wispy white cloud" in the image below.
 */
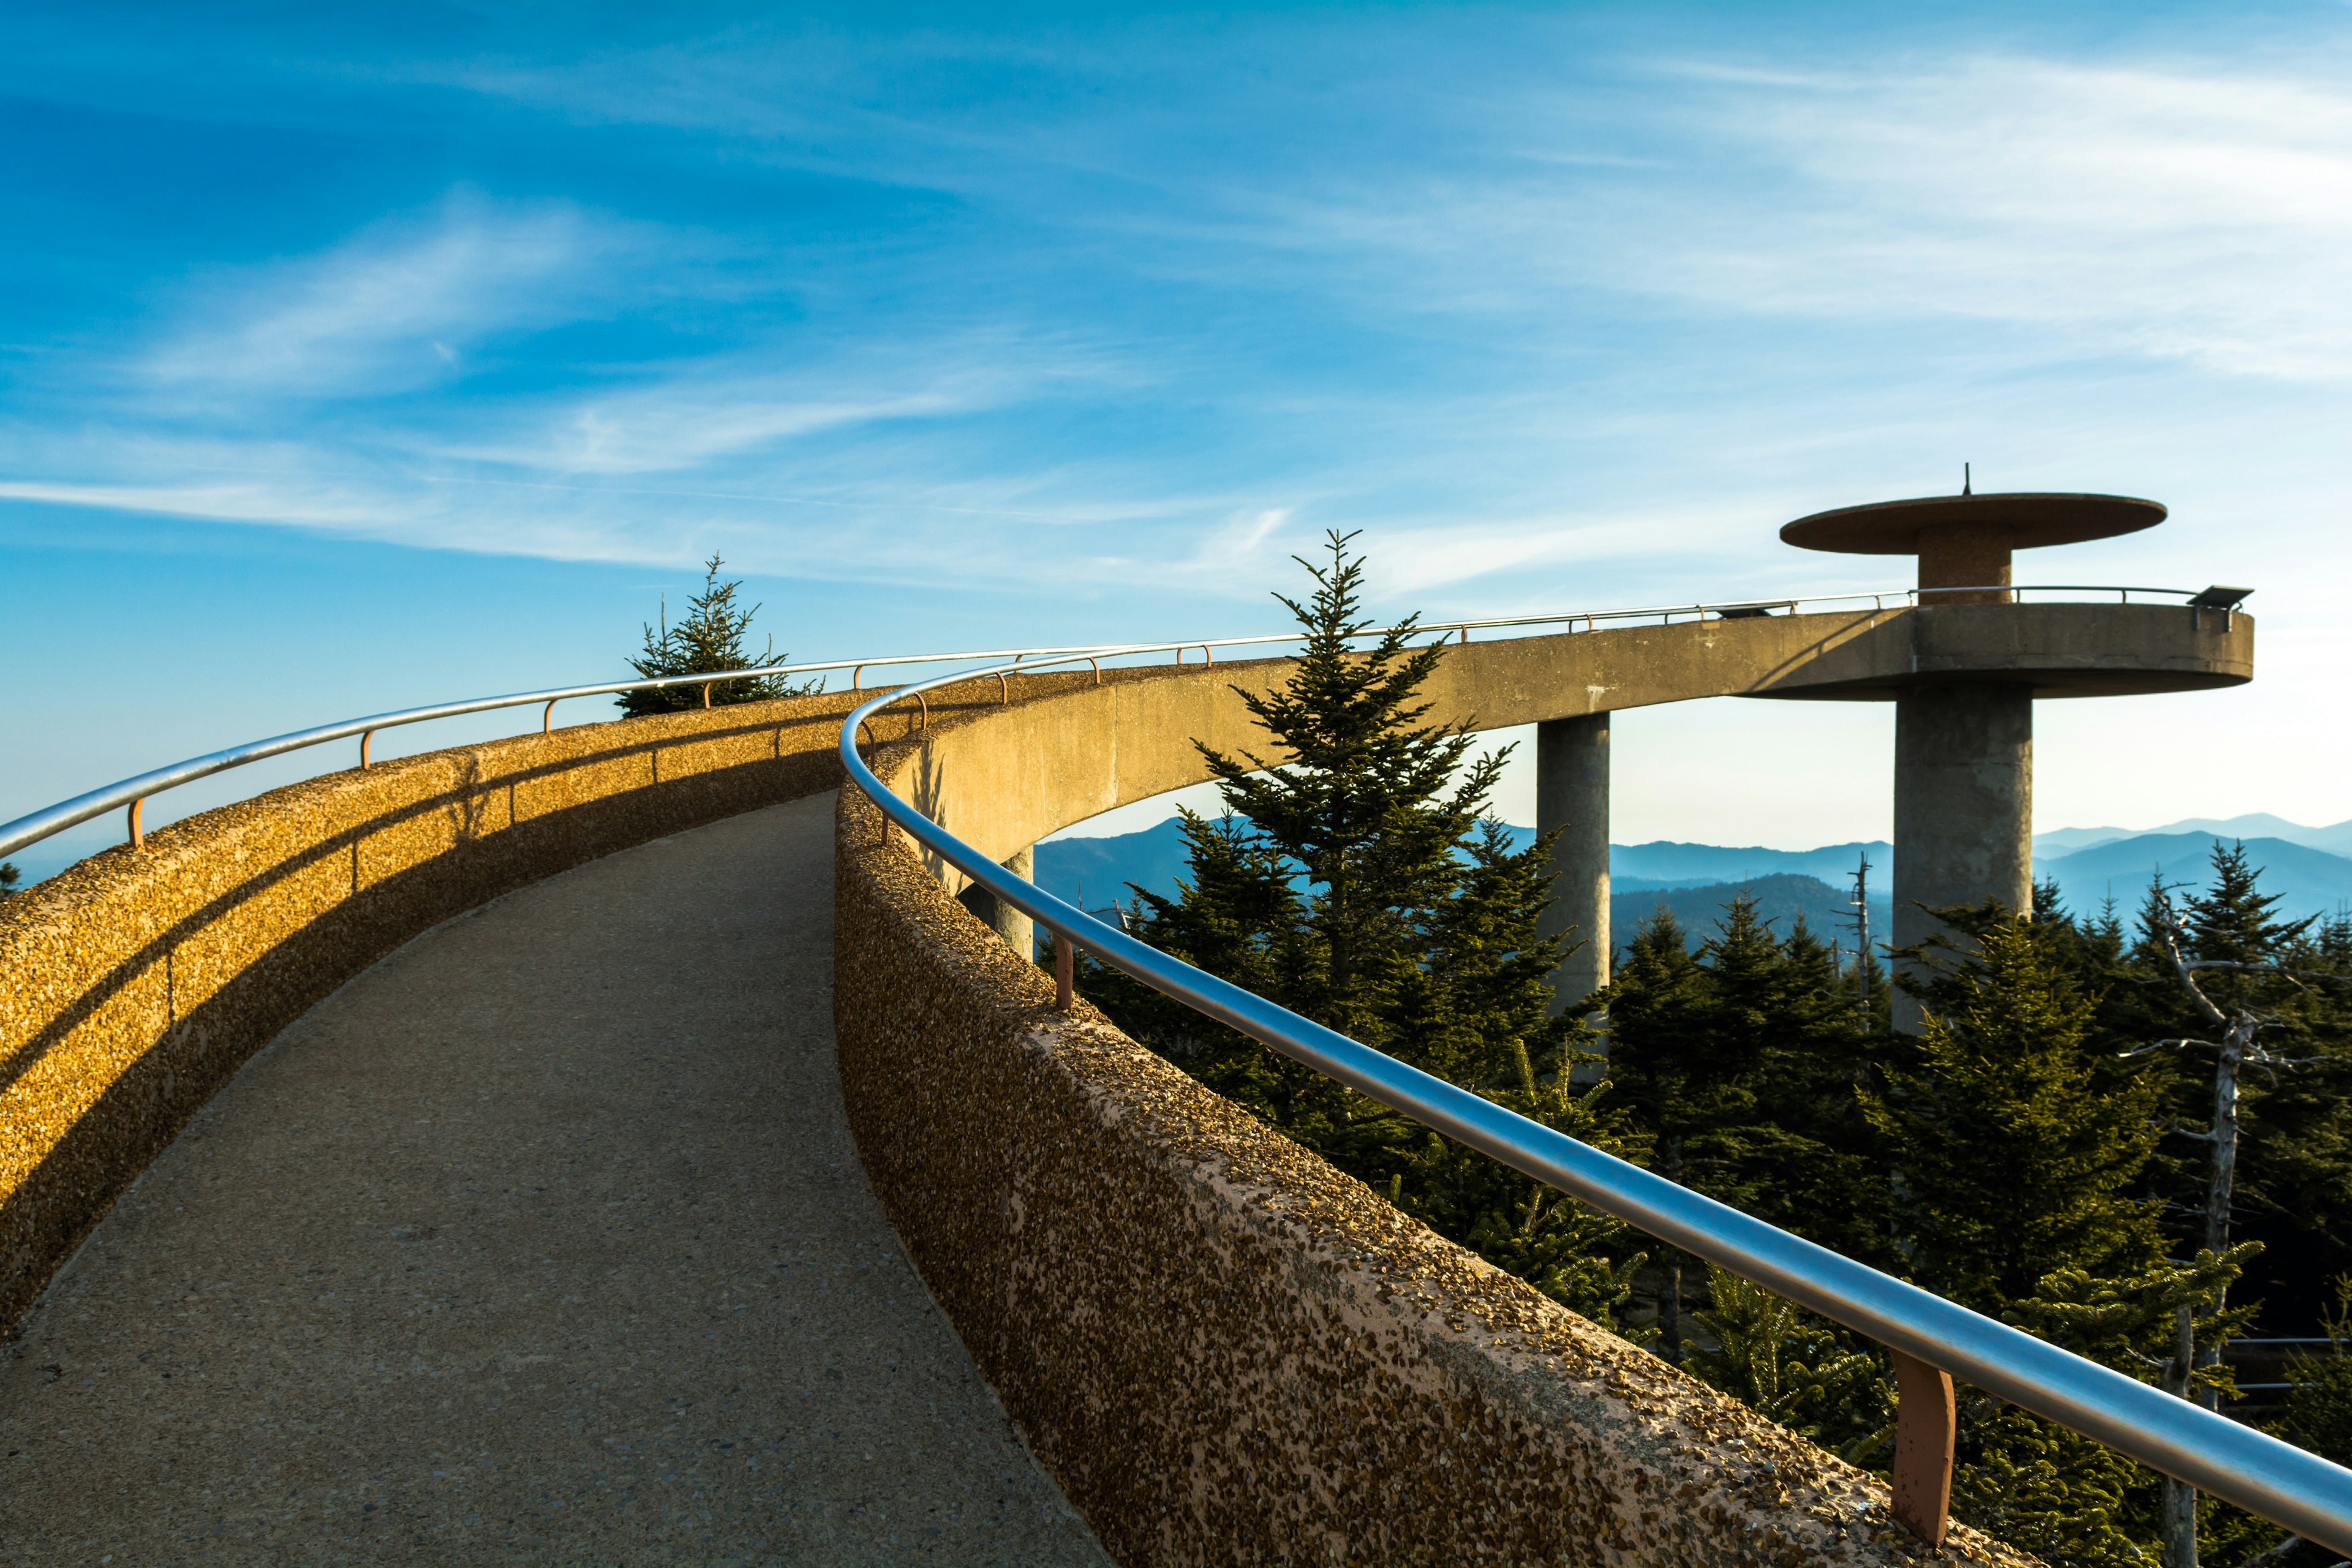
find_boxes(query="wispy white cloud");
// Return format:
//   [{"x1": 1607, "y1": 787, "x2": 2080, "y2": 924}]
[
  {"x1": 431, "y1": 342, "x2": 1110, "y2": 476},
  {"x1": 1624, "y1": 56, "x2": 2352, "y2": 378},
  {"x1": 441, "y1": 385, "x2": 972, "y2": 475},
  {"x1": 1220, "y1": 50, "x2": 2352, "y2": 379},
  {"x1": 0, "y1": 413, "x2": 1263, "y2": 588},
  {"x1": 0, "y1": 477, "x2": 402, "y2": 528},
  {"x1": 141, "y1": 193, "x2": 663, "y2": 400}
]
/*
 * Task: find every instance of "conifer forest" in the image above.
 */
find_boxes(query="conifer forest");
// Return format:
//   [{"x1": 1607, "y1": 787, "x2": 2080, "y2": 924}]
[{"x1": 1083, "y1": 537, "x2": 2352, "y2": 1568}]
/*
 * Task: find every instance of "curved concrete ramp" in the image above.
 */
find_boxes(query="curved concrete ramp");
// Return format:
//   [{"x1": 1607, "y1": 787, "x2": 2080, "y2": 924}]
[{"x1": 0, "y1": 794, "x2": 1110, "y2": 1566}]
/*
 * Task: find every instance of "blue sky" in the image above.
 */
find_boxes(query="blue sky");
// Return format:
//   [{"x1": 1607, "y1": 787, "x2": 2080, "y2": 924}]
[{"x1": 7, "y1": 2, "x2": 2351, "y2": 881}]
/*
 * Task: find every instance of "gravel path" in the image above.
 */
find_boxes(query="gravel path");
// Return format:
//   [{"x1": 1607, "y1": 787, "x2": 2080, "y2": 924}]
[{"x1": 0, "y1": 793, "x2": 1111, "y2": 1567}]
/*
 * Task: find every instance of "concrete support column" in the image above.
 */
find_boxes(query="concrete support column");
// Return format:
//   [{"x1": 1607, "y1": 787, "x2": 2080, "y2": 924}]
[
  {"x1": 1536, "y1": 714, "x2": 1611, "y2": 1021},
  {"x1": 1891, "y1": 684, "x2": 2033, "y2": 1032},
  {"x1": 958, "y1": 845, "x2": 1036, "y2": 961}
]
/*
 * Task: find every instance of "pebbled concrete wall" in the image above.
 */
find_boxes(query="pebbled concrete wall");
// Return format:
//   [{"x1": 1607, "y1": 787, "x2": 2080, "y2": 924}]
[
  {"x1": 0, "y1": 686, "x2": 957, "y2": 1336},
  {"x1": 834, "y1": 710, "x2": 2041, "y2": 1567}
]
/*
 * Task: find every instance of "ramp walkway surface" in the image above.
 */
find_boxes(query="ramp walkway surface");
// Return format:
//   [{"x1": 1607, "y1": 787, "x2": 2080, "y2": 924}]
[{"x1": 0, "y1": 793, "x2": 1112, "y2": 1566}]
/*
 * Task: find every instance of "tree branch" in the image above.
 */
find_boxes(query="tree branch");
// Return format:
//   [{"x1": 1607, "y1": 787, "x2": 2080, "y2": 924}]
[
  {"x1": 2230, "y1": 1536, "x2": 2308, "y2": 1568},
  {"x1": 2149, "y1": 895, "x2": 2230, "y2": 1029},
  {"x1": 2180, "y1": 959, "x2": 2351, "y2": 988}
]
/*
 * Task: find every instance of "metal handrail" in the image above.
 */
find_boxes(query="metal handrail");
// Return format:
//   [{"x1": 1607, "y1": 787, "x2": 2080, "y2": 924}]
[
  {"x1": 834, "y1": 641, "x2": 2350, "y2": 1559},
  {"x1": 0, "y1": 639, "x2": 1214, "y2": 862},
  {"x1": 0, "y1": 581, "x2": 2203, "y2": 868}
]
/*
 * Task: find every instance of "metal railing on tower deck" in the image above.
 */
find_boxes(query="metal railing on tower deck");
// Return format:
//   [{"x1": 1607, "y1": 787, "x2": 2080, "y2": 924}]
[{"x1": 834, "y1": 630, "x2": 2348, "y2": 1561}]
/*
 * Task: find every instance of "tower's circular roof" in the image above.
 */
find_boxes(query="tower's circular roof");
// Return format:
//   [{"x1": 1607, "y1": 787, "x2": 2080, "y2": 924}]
[{"x1": 1779, "y1": 492, "x2": 2166, "y2": 556}]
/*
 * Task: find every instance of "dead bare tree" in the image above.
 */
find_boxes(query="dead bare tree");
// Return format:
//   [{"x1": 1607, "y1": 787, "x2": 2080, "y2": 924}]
[{"x1": 2136, "y1": 886, "x2": 2346, "y2": 1568}]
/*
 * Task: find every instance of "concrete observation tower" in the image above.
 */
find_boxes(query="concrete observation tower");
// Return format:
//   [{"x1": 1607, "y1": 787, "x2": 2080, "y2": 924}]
[{"x1": 1534, "y1": 487, "x2": 2252, "y2": 1034}]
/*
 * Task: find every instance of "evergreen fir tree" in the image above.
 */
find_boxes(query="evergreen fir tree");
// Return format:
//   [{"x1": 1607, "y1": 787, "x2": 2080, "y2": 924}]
[
  {"x1": 618, "y1": 553, "x2": 820, "y2": 716},
  {"x1": 1863, "y1": 918, "x2": 2165, "y2": 1314},
  {"x1": 1600, "y1": 899, "x2": 1893, "y2": 1357},
  {"x1": 2113, "y1": 847, "x2": 2352, "y2": 1564},
  {"x1": 1089, "y1": 533, "x2": 1646, "y2": 1332},
  {"x1": 1706, "y1": 910, "x2": 1895, "y2": 1267},
  {"x1": 1864, "y1": 916, "x2": 2299, "y2": 1566},
  {"x1": 1945, "y1": 1409, "x2": 2147, "y2": 1568},
  {"x1": 2001, "y1": 1247, "x2": 2275, "y2": 1568},
  {"x1": 1590, "y1": 907, "x2": 1738, "y2": 1359},
  {"x1": 1101, "y1": 531, "x2": 1575, "y2": 1109},
  {"x1": 2182, "y1": 842, "x2": 2317, "y2": 1005},
  {"x1": 1390, "y1": 1039, "x2": 1652, "y2": 1330},
  {"x1": 2286, "y1": 1276, "x2": 2352, "y2": 1470},
  {"x1": 0, "y1": 862, "x2": 18, "y2": 897},
  {"x1": 1683, "y1": 1263, "x2": 1890, "y2": 1456}
]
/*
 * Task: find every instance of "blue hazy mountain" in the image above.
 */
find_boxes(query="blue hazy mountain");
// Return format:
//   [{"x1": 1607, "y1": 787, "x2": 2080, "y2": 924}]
[
  {"x1": 2036, "y1": 832, "x2": 2352, "y2": 921},
  {"x1": 1035, "y1": 818, "x2": 1199, "y2": 914},
  {"x1": 1038, "y1": 818, "x2": 2352, "y2": 957},
  {"x1": 1038, "y1": 821, "x2": 1891, "y2": 901},
  {"x1": 1607, "y1": 839, "x2": 1893, "y2": 892},
  {"x1": 2035, "y1": 815, "x2": 2352, "y2": 859},
  {"x1": 1036, "y1": 821, "x2": 1892, "y2": 954}
]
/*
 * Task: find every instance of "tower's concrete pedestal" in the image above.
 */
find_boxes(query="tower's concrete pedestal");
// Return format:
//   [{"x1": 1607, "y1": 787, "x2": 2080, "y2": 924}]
[{"x1": 1891, "y1": 684, "x2": 2033, "y2": 1033}]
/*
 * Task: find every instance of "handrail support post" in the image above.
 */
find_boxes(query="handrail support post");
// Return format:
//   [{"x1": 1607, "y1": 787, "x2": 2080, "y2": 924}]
[
  {"x1": 127, "y1": 797, "x2": 143, "y2": 849},
  {"x1": 360, "y1": 730, "x2": 374, "y2": 769},
  {"x1": 1891, "y1": 1348, "x2": 1956, "y2": 1546},
  {"x1": 1056, "y1": 933, "x2": 1074, "y2": 1011}
]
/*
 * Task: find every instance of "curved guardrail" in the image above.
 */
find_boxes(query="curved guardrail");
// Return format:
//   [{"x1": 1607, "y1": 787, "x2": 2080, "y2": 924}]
[
  {"x1": 0, "y1": 577, "x2": 2301, "y2": 1548},
  {"x1": 834, "y1": 635, "x2": 2348, "y2": 1559},
  {"x1": 0, "y1": 641, "x2": 1142, "y2": 863},
  {"x1": 0, "y1": 582, "x2": 2209, "y2": 869}
]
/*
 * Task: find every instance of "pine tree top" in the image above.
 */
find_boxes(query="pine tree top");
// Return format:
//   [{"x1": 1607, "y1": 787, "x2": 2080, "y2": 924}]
[
  {"x1": 617, "y1": 553, "x2": 818, "y2": 716},
  {"x1": 2183, "y1": 839, "x2": 2317, "y2": 966}
]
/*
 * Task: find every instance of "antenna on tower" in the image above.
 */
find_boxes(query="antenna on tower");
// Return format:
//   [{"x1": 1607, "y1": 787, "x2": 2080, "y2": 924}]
[{"x1": 1962, "y1": 462, "x2": 1972, "y2": 496}]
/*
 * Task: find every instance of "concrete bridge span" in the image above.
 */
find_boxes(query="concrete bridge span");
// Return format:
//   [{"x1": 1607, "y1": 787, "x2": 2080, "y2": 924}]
[
  {"x1": 913, "y1": 600, "x2": 2250, "y2": 1023},
  {"x1": 0, "y1": 587, "x2": 2249, "y2": 1564}
]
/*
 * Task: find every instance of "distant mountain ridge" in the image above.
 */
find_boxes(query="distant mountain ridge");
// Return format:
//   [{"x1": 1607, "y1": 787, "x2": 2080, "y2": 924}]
[
  {"x1": 1038, "y1": 816, "x2": 2352, "y2": 943},
  {"x1": 1608, "y1": 839, "x2": 1892, "y2": 894},
  {"x1": 1036, "y1": 820, "x2": 1894, "y2": 905},
  {"x1": 1032, "y1": 820, "x2": 1199, "y2": 916},
  {"x1": 2036, "y1": 833, "x2": 2352, "y2": 922},
  {"x1": 1035, "y1": 821, "x2": 1896, "y2": 955},
  {"x1": 2035, "y1": 813, "x2": 2352, "y2": 859}
]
